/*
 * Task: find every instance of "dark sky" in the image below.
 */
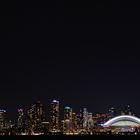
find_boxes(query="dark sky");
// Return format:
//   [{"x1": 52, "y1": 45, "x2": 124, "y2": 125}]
[{"x1": 1, "y1": 1, "x2": 140, "y2": 120}]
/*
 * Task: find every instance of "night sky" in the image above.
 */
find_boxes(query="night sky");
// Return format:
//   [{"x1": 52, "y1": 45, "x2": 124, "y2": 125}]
[{"x1": 1, "y1": 1, "x2": 140, "y2": 120}]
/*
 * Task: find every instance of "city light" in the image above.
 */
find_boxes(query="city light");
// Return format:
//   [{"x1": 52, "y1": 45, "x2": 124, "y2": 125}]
[
  {"x1": 0, "y1": 100, "x2": 140, "y2": 135},
  {"x1": 0, "y1": 110, "x2": 6, "y2": 112}
]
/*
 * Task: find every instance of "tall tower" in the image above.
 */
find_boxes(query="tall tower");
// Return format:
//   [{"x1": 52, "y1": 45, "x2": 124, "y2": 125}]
[
  {"x1": 27, "y1": 101, "x2": 45, "y2": 132},
  {"x1": 72, "y1": 112, "x2": 77, "y2": 133},
  {"x1": 0, "y1": 109, "x2": 6, "y2": 130},
  {"x1": 17, "y1": 108, "x2": 25, "y2": 129},
  {"x1": 64, "y1": 106, "x2": 72, "y2": 133},
  {"x1": 76, "y1": 114, "x2": 80, "y2": 132},
  {"x1": 83, "y1": 108, "x2": 88, "y2": 129},
  {"x1": 0, "y1": 109, "x2": 6, "y2": 122},
  {"x1": 80, "y1": 108, "x2": 88, "y2": 130},
  {"x1": 49, "y1": 100, "x2": 60, "y2": 132},
  {"x1": 33, "y1": 101, "x2": 45, "y2": 123},
  {"x1": 87, "y1": 113, "x2": 94, "y2": 131},
  {"x1": 64, "y1": 107, "x2": 72, "y2": 121}
]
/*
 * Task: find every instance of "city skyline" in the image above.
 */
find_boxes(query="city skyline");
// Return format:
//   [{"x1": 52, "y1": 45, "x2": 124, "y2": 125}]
[
  {"x1": 0, "y1": 99, "x2": 139, "y2": 135},
  {"x1": 1, "y1": 1, "x2": 140, "y2": 135},
  {"x1": 0, "y1": 99, "x2": 137, "y2": 122}
]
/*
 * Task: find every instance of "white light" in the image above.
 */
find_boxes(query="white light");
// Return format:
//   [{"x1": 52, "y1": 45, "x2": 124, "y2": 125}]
[{"x1": 104, "y1": 115, "x2": 140, "y2": 126}]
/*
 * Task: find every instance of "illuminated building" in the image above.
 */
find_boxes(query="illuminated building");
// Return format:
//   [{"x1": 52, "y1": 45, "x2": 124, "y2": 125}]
[
  {"x1": 64, "y1": 107, "x2": 72, "y2": 121},
  {"x1": 0, "y1": 110, "x2": 13, "y2": 131},
  {"x1": 72, "y1": 112, "x2": 77, "y2": 132},
  {"x1": 0, "y1": 109, "x2": 6, "y2": 122},
  {"x1": 0, "y1": 109, "x2": 6, "y2": 130},
  {"x1": 27, "y1": 101, "x2": 45, "y2": 132},
  {"x1": 41, "y1": 122, "x2": 50, "y2": 134},
  {"x1": 92, "y1": 113, "x2": 100, "y2": 127},
  {"x1": 63, "y1": 106, "x2": 73, "y2": 134},
  {"x1": 87, "y1": 113, "x2": 94, "y2": 131},
  {"x1": 79, "y1": 108, "x2": 88, "y2": 130},
  {"x1": 76, "y1": 114, "x2": 80, "y2": 131},
  {"x1": 17, "y1": 108, "x2": 25, "y2": 129},
  {"x1": 27, "y1": 107, "x2": 33, "y2": 130},
  {"x1": 49, "y1": 100, "x2": 60, "y2": 132},
  {"x1": 61, "y1": 120, "x2": 64, "y2": 133}
]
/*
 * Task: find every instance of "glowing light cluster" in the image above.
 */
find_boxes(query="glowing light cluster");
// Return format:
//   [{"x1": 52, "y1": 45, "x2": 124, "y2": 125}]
[
  {"x1": 0, "y1": 109, "x2": 6, "y2": 112},
  {"x1": 52, "y1": 100, "x2": 59, "y2": 103},
  {"x1": 17, "y1": 109, "x2": 23, "y2": 112},
  {"x1": 104, "y1": 115, "x2": 140, "y2": 126}
]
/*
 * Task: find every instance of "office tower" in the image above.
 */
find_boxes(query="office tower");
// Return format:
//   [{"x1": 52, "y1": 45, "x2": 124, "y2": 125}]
[
  {"x1": 27, "y1": 107, "x2": 33, "y2": 130},
  {"x1": 76, "y1": 114, "x2": 80, "y2": 132},
  {"x1": 41, "y1": 121, "x2": 50, "y2": 134},
  {"x1": 87, "y1": 113, "x2": 94, "y2": 131},
  {"x1": 17, "y1": 108, "x2": 25, "y2": 129},
  {"x1": 63, "y1": 106, "x2": 72, "y2": 134},
  {"x1": 79, "y1": 108, "x2": 88, "y2": 130},
  {"x1": 64, "y1": 107, "x2": 72, "y2": 121},
  {"x1": 27, "y1": 101, "x2": 46, "y2": 132},
  {"x1": 33, "y1": 101, "x2": 45, "y2": 123},
  {"x1": 83, "y1": 108, "x2": 88, "y2": 129},
  {"x1": 0, "y1": 109, "x2": 6, "y2": 130},
  {"x1": 0, "y1": 109, "x2": 6, "y2": 122},
  {"x1": 72, "y1": 112, "x2": 77, "y2": 133},
  {"x1": 0, "y1": 110, "x2": 12, "y2": 131},
  {"x1": 49, "y1": 100, "x2": 60, "y2": 132},
  {"x1": 61, "y1": 120, "x2": 64, "y2": 133}
]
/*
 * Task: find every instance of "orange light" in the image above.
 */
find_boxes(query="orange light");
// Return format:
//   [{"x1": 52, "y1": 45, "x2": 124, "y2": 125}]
[
  {"x1": 103, "y1": 125, "x2": 109, "y2": 128},
  {"x1": 131, "y1": 125, "x2": 139, "y2": 128}
]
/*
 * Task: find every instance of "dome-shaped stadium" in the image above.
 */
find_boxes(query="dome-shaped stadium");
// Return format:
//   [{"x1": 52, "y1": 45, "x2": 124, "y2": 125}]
[{"x1": 103, "y1": 115, "x2": 140, "y2": 127}]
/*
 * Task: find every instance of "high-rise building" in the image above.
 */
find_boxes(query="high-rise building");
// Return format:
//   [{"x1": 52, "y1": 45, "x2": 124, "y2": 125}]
[
  {"x1": 17, "y1": 108, "x2": 25, "y2": 129},
  {"x1": 72, "y1": 112, "x2": 77, "y2": 133},
  {"x1": 27, "y1": 101, "x2": 46, "y2": 132},
  {"x1": 33, "y1": 101, "x2": 45, "y2": 123},
  {"x1": 79, "y1": 108, "x2": 88, "y2": 130},
  {"x1": 0, "y1": 109, "x2": 6, "y2": 122},
  {"x1": 76, "y1": 114, "x2": 80, "y2": 132},
  {"x1": 61, "y1": 120, "x2": 64, "y2": 133},
  {"x1": 87, "y1": 113, "x2": 94, "y2": 131},
  {"x1": 64, "y1": 107, "x2": 72, "y2": 121},
  {"x1": 27, "y1": 107, "x2": 34, "y2": 130},
  {"x1": 63, "y1": 106, "x2": 73, "y2": 134},
  {"x1": 0, "y1": 109, "x2": 6, "y2": 130},
  {"x1": 49, "y1": 100, "x2": 60, "y2": 132}
]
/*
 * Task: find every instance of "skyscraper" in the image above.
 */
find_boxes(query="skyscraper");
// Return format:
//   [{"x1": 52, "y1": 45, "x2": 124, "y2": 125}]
[
  {"x1": 87, "y1": 113, "x2": 94, "y2": 131},
  {"x1": 72, "y1": 112, "x2": 77, "y2": 133},
  {"x1": 17, "y1": 108, "x2": 25, "y2": 129},
  {"x1": 27, "y1": 101, "x2": 46, "y2": 132},
  {"x1": 0, "y1": 109, "x2": 6, "y2": 122},
  {"x1": 63, "y1": 106, "x2": 72, "y2": 134},
  {"x1": 64, "y1": 107, "x2": 72, "y2": 121},
  {"x1": 49, "y1": 100, "x2": 60, "y2": 132},
  {"x1": 79, "y1": 108, "x2": 88, "y2": 131},
  {"x1": 76, "y1": 114, "x2": 80, "y2": 132},
  {"x1": 0, "y1": 109, "x2": 6, "y2": 130}
]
